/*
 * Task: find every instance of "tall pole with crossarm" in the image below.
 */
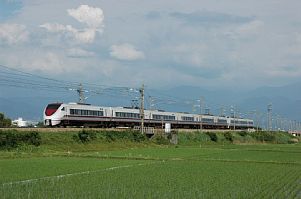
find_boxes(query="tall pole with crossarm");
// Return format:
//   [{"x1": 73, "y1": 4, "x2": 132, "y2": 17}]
[
  {"x1": 267, "y1": 104, "x2": 272, "y2": 131},
  {"x1": 139, "y1": 84, "x2": 145, "y2": 134}
]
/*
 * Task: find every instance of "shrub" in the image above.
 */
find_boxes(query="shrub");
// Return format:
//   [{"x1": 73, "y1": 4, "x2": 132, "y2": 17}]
[
  {"x1": 151, "y1": 134, "x2": 169, "y2": 145},
  {"x1": 75, "y1": 130, "x2": 97, "y2": 143},
  {"x1": 0, "y1": 113, "x2": 11, "y2": 128},
  {"x1": 206, "y1": 132, "x2": 218, "y2": 142},
  {"x1": 24, "y1": 132, "x2": 41, "y2": 146},
  {"x1": 250, "y1": 131, "x2": 276, "y2": 142},
  {"x1": 238, "y1": 131, "x2": 248, "y2": 137},
  {"x1": 73, "y1": 130, "x2": 147, "y2": 143},
  {"x1": 131, "y1": 131, "x2": 146, "y2": 142},
  {"x1": 0, "y1": 132, "x2": 18, "y2": 149},
  {"x1": 0, "y1": 130, "x2": 41, "y2": 149},
  {"x1": 224, "y1": 132, "x2": 233, "y2": 142}
]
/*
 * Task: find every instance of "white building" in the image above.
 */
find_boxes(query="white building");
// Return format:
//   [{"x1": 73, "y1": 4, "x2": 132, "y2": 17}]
[
  {"x1": 12, "y1": 118, "x2": 38, "y2": 127},
  {"x1": 12, "y1": 118, "x2": 28, "y2": 127}
]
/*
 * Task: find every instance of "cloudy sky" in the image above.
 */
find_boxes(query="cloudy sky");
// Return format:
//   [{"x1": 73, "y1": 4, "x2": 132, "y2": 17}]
[{"x1": 1, "y1": 0, "x2": 301, "y2": 89}]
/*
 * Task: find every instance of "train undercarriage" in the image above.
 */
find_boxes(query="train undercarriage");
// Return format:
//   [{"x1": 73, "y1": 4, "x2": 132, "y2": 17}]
[{"x1": 54, "y1": 118, "x2": 250, "y2": 130}]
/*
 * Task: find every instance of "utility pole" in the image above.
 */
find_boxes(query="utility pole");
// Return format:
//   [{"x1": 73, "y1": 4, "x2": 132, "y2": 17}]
[
  {"x1": 231, "y1": 106, "x2": 236, "y2": 130},
  {"x1": 233, "y1": 108, "x2": 236, "y2": 131},
  {"x1": 139, "y1": 84, "x2": 145, "y2": 134},
  {"x1": 255, "y1": 110, "x2": 260, "y2": 132},
  {"x1": 77, "y1": 83, "x2": 85, "y2": 103},
  {"x1": 267, "y1": 104, "x2": 272, "y2": 131},
  {"x1": 199, "y1": 97, "x2": 204, "y2": 130}
]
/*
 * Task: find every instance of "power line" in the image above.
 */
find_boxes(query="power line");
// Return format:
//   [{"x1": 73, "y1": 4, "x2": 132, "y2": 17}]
[{"x1": 0, "y1": 63, "x2": 140, "y2": 98}]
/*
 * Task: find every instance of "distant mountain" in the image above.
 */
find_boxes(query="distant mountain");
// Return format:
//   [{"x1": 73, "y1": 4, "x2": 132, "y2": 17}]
[{"x1": 160, "y1": 83, "x2": 301, "y2": 120}]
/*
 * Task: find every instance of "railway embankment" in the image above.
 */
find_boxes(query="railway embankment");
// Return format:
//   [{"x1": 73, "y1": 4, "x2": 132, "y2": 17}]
[{"x1": 0, "y1": 129, "x2": 299, "y2": 155}]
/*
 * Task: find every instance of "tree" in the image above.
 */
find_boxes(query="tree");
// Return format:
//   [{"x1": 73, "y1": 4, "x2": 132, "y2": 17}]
[{"x1": 0, "y1": 113, "x2": 12, "y2": 127}]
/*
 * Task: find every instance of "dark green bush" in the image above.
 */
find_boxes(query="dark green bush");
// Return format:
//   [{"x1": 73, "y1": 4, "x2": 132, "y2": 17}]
[
  {"x1": 151, "y1": 134, "x2": 169, "y2": 145},
  {"x1": 0, "y1": 130, "x2": 41, "y2": 149},
  {"x1": 24, "y1": 132, "x2": 41, "y2": 146},
  {"x1": 206, "y1": 132, "x2": 218, "y2": 142},
  {"x1": 131, "y1": 131, "x2": 146, "y2": 142},
  {"x1": 238, "y1": 131, "x2": 248, "y2": 137},
  {"x1": 0, "y1": 132, "x2": 17, "y2": 148},
  {"x1": 102, "y1": 131, "x2": 146, "y2": 142},
  {"x1": 74, "y1": 130, "x2": 147, "y2": 143},
  {"x1": 224, "y1": 132, "x2": 233, "y2": 142},
  {"x1": 0, "y1": 113, "x2": 11, "y2": 127},
  {"x1": 75, "y1": 130, "x2": 97, "y2": 143},
  {"x1": 250, "y1": 131, "x2": 276, "y2": 142}
]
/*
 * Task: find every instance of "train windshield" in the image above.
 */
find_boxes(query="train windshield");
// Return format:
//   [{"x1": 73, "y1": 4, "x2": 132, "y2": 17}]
[{"x1": 45, "y1": 103, "x2": 62, "y2": 116}]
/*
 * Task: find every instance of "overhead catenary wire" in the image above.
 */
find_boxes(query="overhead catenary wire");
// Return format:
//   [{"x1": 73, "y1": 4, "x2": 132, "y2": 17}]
[
  {"x1": 2, "y1": 63, "x2": 298, "y2": 131},
  {"x1": 0, "y1": 64, "x2": 140, "y2": 97},
  {"x1": 1, "y1": 63, "x2": 196, "y2": 111},
  {"x1": 0, "y1": 64, "x2": 134, "y2": 89}
]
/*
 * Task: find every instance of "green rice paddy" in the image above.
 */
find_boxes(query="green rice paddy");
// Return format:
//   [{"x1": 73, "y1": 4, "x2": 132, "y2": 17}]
[{"x1": 1, "y1": 143, "x2": 300, "y2": 198}]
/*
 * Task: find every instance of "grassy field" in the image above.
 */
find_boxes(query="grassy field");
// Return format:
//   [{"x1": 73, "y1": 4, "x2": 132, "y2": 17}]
[
  {"x1": 0, "y1": 129, "x2": 300, "y2": 198},
  {"x1": 1, "y1": 145, "x2": 301, "y2": 198}
]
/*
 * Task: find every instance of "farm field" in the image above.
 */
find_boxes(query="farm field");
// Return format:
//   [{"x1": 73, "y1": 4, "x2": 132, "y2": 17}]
[{"x1": 1, "y1": 144, "x2": 301, "y2": 198}]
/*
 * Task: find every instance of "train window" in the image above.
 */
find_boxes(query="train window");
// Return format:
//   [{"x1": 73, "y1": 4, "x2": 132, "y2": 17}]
[
  {"x1": 98, "y1": 111, "x2": 103, "y2": 116},
  {"x1": 202, "y1": 118, "x2": 214, "y2": 123},
  {"x1": 61, "y1": 107, "x2": 65, "y2": 111},
  {"x1": 46, "y1": 104, "x2": 61, "y2": 110},
  {"x1": 116, "y1": 112, "x2": 139, "y2": 118},
  {"x1": 69, "y1": 109, "x2": 103, "y2": 117},
  {"x1": 217, "y1": 119, "x2": 227, "y2": 123},
  {"x1": 45, "y1": 103, "x2": 62, "y2": 116},
  {"x1": 181, "y1": 116, "x2": 194, "y2": 121},
  {"x1": 153, "y1": 114, "x2": 175, "y2": 121}
]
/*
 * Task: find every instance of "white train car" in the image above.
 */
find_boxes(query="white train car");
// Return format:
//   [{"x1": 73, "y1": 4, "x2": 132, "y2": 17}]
[
  {"x1": 44, "y1": 102, "x2": 254, "y2": 129},
  {"x1": 228, "y1": 118, "x2": 254, "y2": 129}
]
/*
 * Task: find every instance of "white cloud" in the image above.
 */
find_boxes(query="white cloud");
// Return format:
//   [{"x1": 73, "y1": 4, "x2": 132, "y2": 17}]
[
  {"x1": 225, "y1": 20, "x2": 264, "y2": 39},
  {"x1": 288, "y1": 33, "x2": 301, "y2": 54},
  {"x1": 40, "y1": 5, "x2": 104, "y2": 44},
  {"x1": 236, "y1": 20, "x2": 264, "y2": 35},
  {"x1": 30, "y1": 52, "x2": 64, "y2": 73},
  {"x1": 266, "y1": 66, "x2": 301, "y2": 78},
  {"x1": 0, "y1": 23, "x2": 29, "y2": 44},
  {"x1": 40, "y1": 23, "x2": 97, "y2": 43},
  {"x1": 110, "y1": 43, "x2": 145, "y2": 61},
  {"x1": 73, "y1": 29, "x2": 96, "y2": 43},
  {"x1": 67, "y1": 5, "x2": 104, "y2": 30},
  {"x1": 67, "y1": 48, "x2": 95, "y2": 57},
  {"x1": 1, "y1": 51, "x2": 66, "y2": 74},
  {"x1": 2, "y1": 1, "x2": 300, "y2": 89},
  {"x1": 40, "y1": 23, "x2": 75, "y2": 33},
  {"x1": 169, "y1": 43, "x2": 207, "y2": 67}
]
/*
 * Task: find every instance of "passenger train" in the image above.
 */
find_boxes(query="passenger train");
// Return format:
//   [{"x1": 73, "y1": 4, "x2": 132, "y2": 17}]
[{"x1": 43, "y1": 102, "x2": 254, "y2": 129}]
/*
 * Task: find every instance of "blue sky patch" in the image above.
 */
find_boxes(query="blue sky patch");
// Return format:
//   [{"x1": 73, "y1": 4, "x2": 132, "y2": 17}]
[{"x1": 0, "y1": 1, "x2": 22, "y2": 20}]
